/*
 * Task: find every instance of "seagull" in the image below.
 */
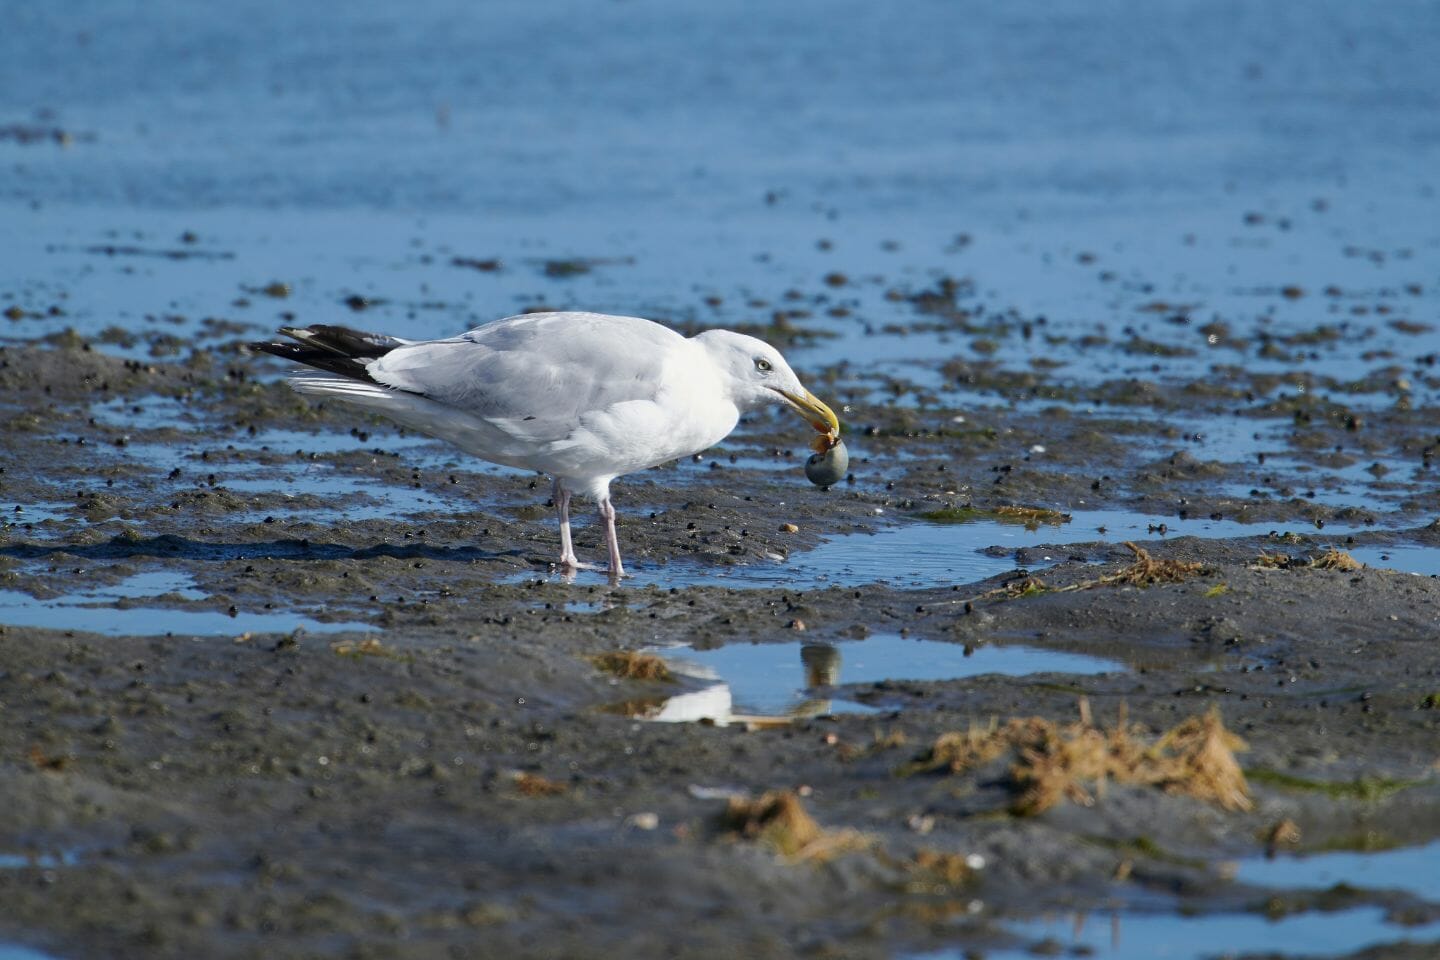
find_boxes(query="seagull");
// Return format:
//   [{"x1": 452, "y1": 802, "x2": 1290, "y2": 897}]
[{"x1": 251, "y1": 312, "x2": 840, "y2": 578}]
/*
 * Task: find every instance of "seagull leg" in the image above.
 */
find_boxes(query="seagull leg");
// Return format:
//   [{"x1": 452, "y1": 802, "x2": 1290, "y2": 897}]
[
  {"x1": 552, "y1": 479, "x2": 580, "y2": 569},
  {"x1": 599, "y1": 496, "x2": 627, "y2": 579}
]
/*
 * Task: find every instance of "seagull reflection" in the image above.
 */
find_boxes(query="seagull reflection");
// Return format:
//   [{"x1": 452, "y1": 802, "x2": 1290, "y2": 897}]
[{"x1": 619, "y1": 642, "x2": 846, "y2": 727}]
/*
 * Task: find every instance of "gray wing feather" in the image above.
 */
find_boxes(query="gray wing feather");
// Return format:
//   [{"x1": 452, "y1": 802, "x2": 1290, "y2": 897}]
[{"x1": 365, "y1": 313, "x2": 686, "y2": 443}]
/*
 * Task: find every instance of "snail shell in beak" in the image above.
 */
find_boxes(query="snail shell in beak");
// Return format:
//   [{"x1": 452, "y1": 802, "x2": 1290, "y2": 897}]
[{"x1": 804, "y1": 438, "x2": 848, "y2": 488}]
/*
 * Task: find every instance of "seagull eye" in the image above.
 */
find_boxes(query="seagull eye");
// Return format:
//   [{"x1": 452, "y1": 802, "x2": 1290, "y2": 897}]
[{"x1": 754, "y1": 357, "x2": 773, "y2": 373}]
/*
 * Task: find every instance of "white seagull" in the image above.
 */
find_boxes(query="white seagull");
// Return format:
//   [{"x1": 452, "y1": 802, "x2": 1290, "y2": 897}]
[{"x1": 252, "y1": 312, "x2": 840, "y2": 578}]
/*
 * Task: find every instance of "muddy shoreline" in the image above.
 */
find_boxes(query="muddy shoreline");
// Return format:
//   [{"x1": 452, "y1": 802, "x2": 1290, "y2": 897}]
[{"x1": 1, "y1": 331, "x2": 1438, "y2": 959}]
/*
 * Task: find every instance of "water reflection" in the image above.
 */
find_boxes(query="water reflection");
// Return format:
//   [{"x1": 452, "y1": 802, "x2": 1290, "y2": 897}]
[{"x1": 620, "y1": 634, "x2": 1125, "y2": 725}]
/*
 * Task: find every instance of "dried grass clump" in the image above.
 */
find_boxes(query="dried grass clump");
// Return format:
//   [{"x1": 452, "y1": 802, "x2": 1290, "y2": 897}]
[
  {"x1": 903, "y1": 703, "x2": 1252, "y2": 816},
  {"x1": 720, "y1": 791, "x2": 869, "y2": 861},
  {"x1": 956, "y1": 542, "x2": 1207, "y2": 608},
  {"x1": 1151, "y1": 708, "x2": 1252, "y2": 811},
  {"x1": 871, "y1": 728, "x2": 909, "y2": 750},
  {"x1": 589, "y1": 650, "x2": 673, "y2": 682},
  {"x1": 966, "y1": 575, "x2": 1050, "y2": 605},
  {"x1": 1010, "y1": 713, "x2": 1143, "y2": 815},
  {"x1": 513, "y1": 772, "x2": 568, "y2": 797},
  {"x1": 1109, "y1": 542, "x2": 1206, "y2": 585},
  {"x1": 331, "y1": 637, "x2": 391, "y2": 658},
  {"x1": 899, "y1": 718, "x2": 1049, "y2": 777},
  {"x1": 1000, "y1": 576, "x2": 1048, "y2": 598},
  {"x1": 1260, "y1": 818, "x2": 1302, "y2": 857},
  {"x1": 908, "y1": 849, "x2": 979, "y2": 888},
  {"x1": 1310, "y1": 548, "x2": 1363, "y2": 571}
]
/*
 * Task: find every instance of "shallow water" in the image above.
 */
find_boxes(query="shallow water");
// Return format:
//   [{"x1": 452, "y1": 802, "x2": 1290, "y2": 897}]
[
  {"x1": 646, "y1": 633, "x2": 1125, "y2": 720},
  {"x1": 1349, "y1": 544, "x2": 1440, "y2": 578},
  {"x1": 0, "y1": 851, "x2": 78, "y2": 870},
  {"x1": 1232, "y1": 838, "x2": 1440, "y2": 900},
  {"x1": 913, "y1": 908, "x2": 1440, "y2": 960},
  {"x1": 4, "y1": 0, "x2": 1440, "y2": 955},
  {"x1": 535, "y1": 503, "x2": 1392, "y2": 591},
  {"x1": 0, "y1": 577, "x2": 370, "y2": 637},
  {"x1": 0, "y1": 946, "x2": 59, "y2": 960}
]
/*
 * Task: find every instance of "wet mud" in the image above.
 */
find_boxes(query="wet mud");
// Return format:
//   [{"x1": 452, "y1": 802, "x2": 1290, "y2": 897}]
[
  {"x1": 5, "y1": 1, "x2": 1440, "y2": 957},
  {"x1": 1, "y1": 289, "x2": 1438, "y2": 959}
]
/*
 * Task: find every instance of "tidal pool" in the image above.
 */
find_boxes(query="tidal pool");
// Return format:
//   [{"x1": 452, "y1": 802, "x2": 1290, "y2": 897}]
[
  {"x1": 909, "y1": 907, "x2": 1440, "y2": 960},
  {"x1": 0, "y1": 572, "x2": 372, "y2": 638},
  {"x1": 641, "y1": 633, "x2": 1125, "y2": 722}
]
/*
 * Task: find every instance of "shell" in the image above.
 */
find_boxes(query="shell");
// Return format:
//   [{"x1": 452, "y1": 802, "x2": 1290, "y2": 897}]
[{"x1": 804, "y1": 438, "x2": 849, "y2": 487}]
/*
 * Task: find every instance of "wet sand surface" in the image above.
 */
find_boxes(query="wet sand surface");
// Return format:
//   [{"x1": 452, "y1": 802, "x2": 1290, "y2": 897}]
[{"x1": 2, "y1": 2, "x2": 1439, "y2": 958}]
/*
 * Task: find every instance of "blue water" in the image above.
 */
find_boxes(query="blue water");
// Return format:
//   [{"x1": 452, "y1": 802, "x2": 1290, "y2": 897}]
[
  {"x1": 0, "y1": 947, "x2": 60, "y2": 960},
  {"x1": 522, "y1": 503, "x2": 1395, "y2": 590},
  {"x1": 909, "y1": 908, "x2": 1440, "y2": 960},
  {"x1": 0, "y1": 851, "x2": 79, "y2": 870},
  {"x1": 0, "y1": 583, "x2": 371, "y2": 637},
  {"x1": 1349, "y1": 545, "x2": 1440, "y2": 578},
  {"x1": 650, "y1": 633, "x2": 1124, "y2": 717},
  {"x1": 3, "y1": 1, "x2": 1439, "y2": 952},
  {"x1": 1234, "y1": 839, "x2": 1440, "y2": 900}
]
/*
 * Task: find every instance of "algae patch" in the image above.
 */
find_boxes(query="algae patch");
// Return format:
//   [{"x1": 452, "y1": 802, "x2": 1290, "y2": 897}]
[
  {"x1": 1245, "y1": 769, "x2": 1423, "y2": 802},
  {"x1": 920, "y1": 504, "x2": 1071, "y2": 531}
]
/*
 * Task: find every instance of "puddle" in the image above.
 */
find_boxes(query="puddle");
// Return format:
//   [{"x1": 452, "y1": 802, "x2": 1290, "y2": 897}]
[
  {"x1": 519, "y1": 504, "x2": 1408, "y2": 591},
  {"x1": 88, "y1": 394, "x2": 201, "y2": 432},
  {"x1": 909, "y1": 907, "x2": 1440, "y2": 960},
  {"x1": 695, "y1": 506, "x2": 1388, "y2": 590},
  {"x1": 1349, "y1": 545, "x2": 1440, "y2": 577},
  {"x1": 640, "y1": 634, "x2": 1124, "y2": 722},
  {"x1": 507, "y1": 517, "x2": 1040, "y2": 590},
  {"x1": 0, "y1": 587, "x2": 377, "y2": 639},
  {"x1": 98, "y1": 438, "x2": 471, "y2": 522},
  {"x1": 0, "y1": 851, "x2": 79, "y2": 870},
  {"x1": 1, "y1": 503, "x2": 73, "y2": 527},
  {"x1": 222, "y1": 475, "x2": 463, "y2": 521},
  {"x1": 87, "y1": 570, "x2": 207, "y2": 601},
  {"x1": 722, "y1": 520, "x2": 1052, "y2": 590},
  {"x1": 1232, "y1": 839, "x2": 1440, "y2": 900},
  {"x1": 0, "y1": 945, "x2": 62, "y2": 960},
  {"x1": 3, "y1": 0, "x2": 1439, "y2": 956}
]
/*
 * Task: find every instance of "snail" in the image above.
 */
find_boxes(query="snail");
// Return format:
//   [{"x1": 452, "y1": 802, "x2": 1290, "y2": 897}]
[{"x1": 804, "y1": 435, "x2": 849, "y2": 488}]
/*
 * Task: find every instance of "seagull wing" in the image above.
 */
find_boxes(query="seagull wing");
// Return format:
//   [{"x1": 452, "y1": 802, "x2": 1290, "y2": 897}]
[{"x1": 364, "y1": 312, "x2": 691, "y2": 443}]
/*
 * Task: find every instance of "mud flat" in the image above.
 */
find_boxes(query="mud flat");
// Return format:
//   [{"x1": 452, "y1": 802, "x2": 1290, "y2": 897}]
[
  {"x1": 4, "y1": 1, "x2": 1440, "y2": 956},
  {"x1": 0, "y1": 291, "x2": 1438, "y2": 959}
]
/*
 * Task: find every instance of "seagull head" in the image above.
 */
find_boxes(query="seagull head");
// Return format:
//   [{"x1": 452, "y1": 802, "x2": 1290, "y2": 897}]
[{"x1": 695, "y1": 329, "x2": 840, "y2": 438}]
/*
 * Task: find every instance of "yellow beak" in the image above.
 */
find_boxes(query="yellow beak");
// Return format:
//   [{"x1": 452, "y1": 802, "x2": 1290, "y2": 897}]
[{"x1": 774, "y1": 387, "x2": 840, "y2": 438}]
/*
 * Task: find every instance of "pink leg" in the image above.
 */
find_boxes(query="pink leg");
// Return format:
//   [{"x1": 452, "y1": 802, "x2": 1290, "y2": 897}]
[
  {"x1": 552, "y1": 480, "x2": 579, "y2": 569},
  {"x1": 599, "y1": 496, "x2": 626, "y2": 579}
]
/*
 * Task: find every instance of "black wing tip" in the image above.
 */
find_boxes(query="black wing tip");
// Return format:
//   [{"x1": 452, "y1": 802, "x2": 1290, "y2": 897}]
[
  {"x1": 248, "y1": 339, "x2": 377, "y2": 381},
  {"x1": 249, "y1": 340, "x2": 299, "y2": 358},
  {"x1": 281, "y1": 324, "x2": 406, "y2": 356},
  {"x1": 250, "y1": 324, "x2": 410, "y2": 380}
]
